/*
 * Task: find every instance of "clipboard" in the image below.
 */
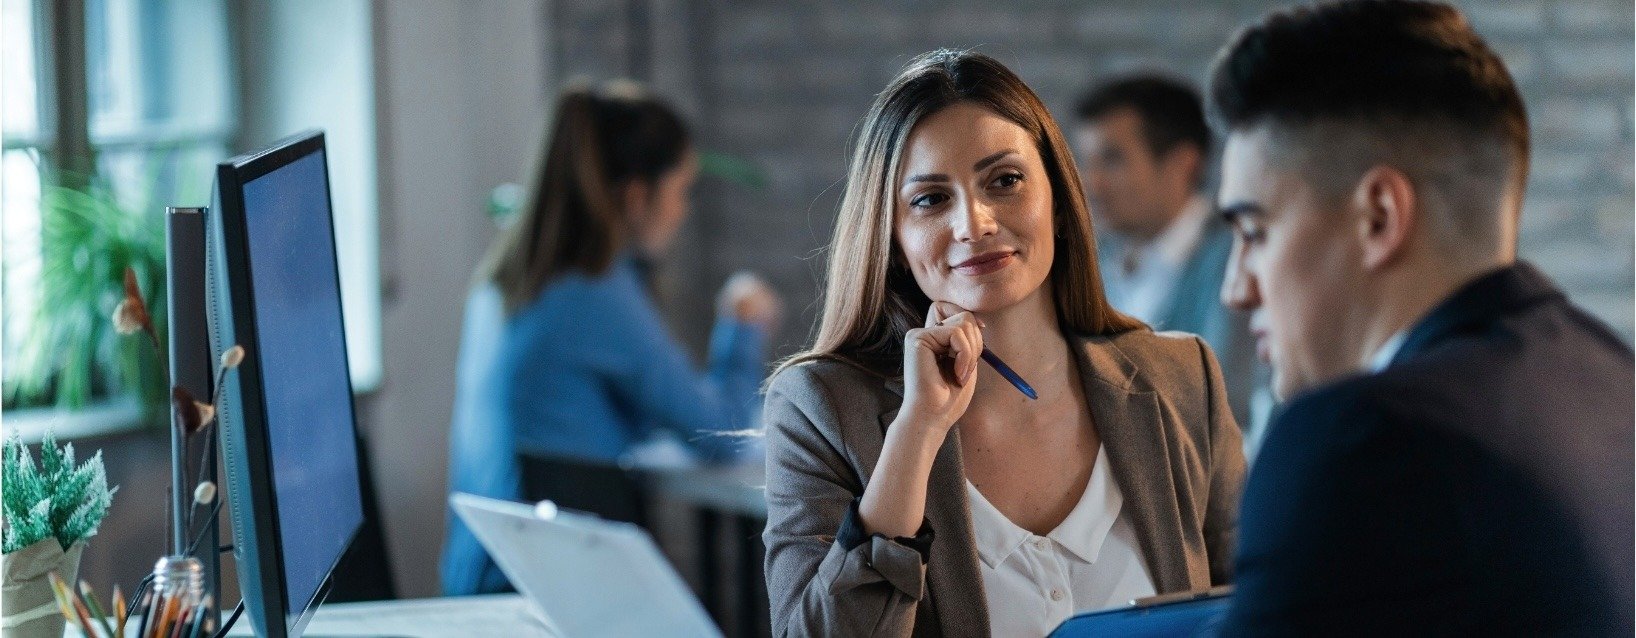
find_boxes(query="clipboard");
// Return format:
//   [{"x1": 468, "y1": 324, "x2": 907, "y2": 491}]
[{"x1": 1048, "y1": 586, "x2": 1232, "y2": 637}]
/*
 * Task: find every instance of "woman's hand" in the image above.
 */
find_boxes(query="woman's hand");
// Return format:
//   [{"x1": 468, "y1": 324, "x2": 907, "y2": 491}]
[
  {"x1": 717, "y1": 271, "x2": 783, "y2": 332},
  {"x1": 857, "y1": 301, "x2": 984, "y2": 539},
  {"x1": 900, "y1": 301, "x2": 984, "y2": 433}
]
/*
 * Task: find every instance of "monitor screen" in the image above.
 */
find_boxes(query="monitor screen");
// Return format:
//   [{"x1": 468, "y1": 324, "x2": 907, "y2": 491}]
[
  {"x1": 238, "y1": 148, "x2": 363, "y2": 613},
  {"x1": 211, "y1": 131, "x2": 364, "y2": 637}
]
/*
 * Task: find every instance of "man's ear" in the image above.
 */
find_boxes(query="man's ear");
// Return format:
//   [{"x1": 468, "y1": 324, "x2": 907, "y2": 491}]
[{"x1": 1352, "y1": 165, "x2": 1417, "y2": 271}]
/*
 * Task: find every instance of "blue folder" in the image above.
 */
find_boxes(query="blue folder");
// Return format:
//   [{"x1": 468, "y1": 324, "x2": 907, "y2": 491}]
[{"x1": 1049, "y1": 590, "x2": 1231, "y2": 637}]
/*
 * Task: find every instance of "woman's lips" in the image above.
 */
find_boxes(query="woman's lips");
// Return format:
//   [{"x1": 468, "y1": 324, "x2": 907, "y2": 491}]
[{"x1": 952, "y1": 250, "x2": 1017, "y2": 276}]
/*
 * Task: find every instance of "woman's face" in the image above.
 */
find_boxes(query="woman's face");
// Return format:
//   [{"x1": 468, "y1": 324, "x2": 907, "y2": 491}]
[
  {"x1": 631, "y1": 149, "x2": 699, "y2": 255},
  {"x1": 894, "y1": 102, "x2": 1056, "y2": 313}
]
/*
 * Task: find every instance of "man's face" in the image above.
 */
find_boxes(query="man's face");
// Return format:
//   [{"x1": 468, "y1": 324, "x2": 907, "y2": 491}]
[
  {"x1": 1218, "y1": 127, "x2": 1368, "y2": 400},
  {"x1": 1074, "y1": 107, "x2": 1183, "y2": 239}
]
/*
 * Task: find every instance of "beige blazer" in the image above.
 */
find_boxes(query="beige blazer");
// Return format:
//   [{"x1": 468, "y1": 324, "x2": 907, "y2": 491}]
[{"x1": 762, "y1": 329, "x2": 1246, "y2": 637}]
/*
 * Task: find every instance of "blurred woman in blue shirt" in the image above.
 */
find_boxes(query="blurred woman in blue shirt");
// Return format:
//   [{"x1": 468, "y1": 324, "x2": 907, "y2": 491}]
[{"x1": 441, "y1": 81, "x2": 780, "y2": 595}]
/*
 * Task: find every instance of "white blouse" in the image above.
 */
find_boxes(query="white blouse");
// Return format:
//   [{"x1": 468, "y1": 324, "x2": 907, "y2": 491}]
[{"x1": 965, "y1": 445, "x2": 1156, "y2": 637}]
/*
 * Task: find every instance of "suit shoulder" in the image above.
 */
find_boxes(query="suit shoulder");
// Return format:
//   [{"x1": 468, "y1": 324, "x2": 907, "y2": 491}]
[
  {"x1": 1108, "y1": 329, "x2": 1212, "y2": 379},
  {"x1": 765, "y1": 356, "x2": 894, "y2": 422},
  {"x1": 767, "y1": 357, "x2": 882, "y2": 396},
  {"x1": 1273, "y1": 372, "x2": 1442, "y2": 451}
]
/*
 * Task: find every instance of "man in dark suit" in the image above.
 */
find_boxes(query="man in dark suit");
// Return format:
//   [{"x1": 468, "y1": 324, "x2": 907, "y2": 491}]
[{"x1": 1205, "y1": 0, "x2": 1634, "y2": 635}]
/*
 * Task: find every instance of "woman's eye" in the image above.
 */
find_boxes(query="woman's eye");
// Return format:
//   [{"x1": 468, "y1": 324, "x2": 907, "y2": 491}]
[
  {"x1": 991, "y1": 172, "x2": 1023, "y2": 190},
  {"x1": 1238, "y1": 226, "x2": 1266, "y2": 244},
  {"x1": 910, "y1": 192, "x2": 947, "y2": 209}
]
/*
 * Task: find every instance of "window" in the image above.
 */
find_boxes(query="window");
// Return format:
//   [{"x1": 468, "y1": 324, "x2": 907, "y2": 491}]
[{"x1": 3, "y1": 0, "x2": 232, "y2": 415}]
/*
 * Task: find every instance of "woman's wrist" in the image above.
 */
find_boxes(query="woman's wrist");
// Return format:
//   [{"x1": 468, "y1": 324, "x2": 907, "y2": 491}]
[
  {"x1": 894, "y1": 400, "x2": 957, "y2": 437},
  {"x1": 857, "y1": 413, "x2": 946, "y2": 538}
]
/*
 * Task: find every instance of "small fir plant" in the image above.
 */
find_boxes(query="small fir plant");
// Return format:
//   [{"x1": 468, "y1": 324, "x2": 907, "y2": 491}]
[{"x1": 1, "y1": 431, "x2": 117, "y2": 553}]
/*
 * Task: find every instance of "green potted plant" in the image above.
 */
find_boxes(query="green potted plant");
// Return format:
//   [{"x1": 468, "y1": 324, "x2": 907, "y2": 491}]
[
  {"x1": 0, "y1": 432, "x2": 116, "y2": 638},
  {"x1": 3, "y1": 168, "x2": 169, "y2": 417}
]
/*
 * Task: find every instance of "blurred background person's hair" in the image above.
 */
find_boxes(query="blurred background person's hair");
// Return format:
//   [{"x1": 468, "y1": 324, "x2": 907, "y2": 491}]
[
  {"x1": 442, "y1": 81, "x2": 780, "y2": 596},
  {"x1": 481, "y1": 80, "x2": 690, "y2": 307}
]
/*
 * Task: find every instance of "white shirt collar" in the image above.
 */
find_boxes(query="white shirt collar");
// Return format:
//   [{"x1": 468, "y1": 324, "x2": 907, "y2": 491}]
[
  {"x1": 966, "y1": 445, "x2": 1123, "y2": 568},
  {"x1": 1369, "y1": 331, "x2": 1409, "y2": 373},
  {"x1": 1103, "y1": 195, "x2": 1214, "y2": 324}
]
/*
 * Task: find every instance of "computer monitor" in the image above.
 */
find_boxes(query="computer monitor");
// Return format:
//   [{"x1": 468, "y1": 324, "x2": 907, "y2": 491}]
[{"x1": 208, "y1": 130, "x2": 364, "y2": 638}]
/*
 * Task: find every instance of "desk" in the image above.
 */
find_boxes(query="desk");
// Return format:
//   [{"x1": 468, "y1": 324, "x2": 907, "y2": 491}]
[
  {"x1": 643, "y1": 462, "x2": 766, "y2": 518},
  {"x1": 69, "y1": 594, "x2": 548, "y2": 637},
  {"x1": 639, "y1": 461, "x2": 768, "y2": 638}
]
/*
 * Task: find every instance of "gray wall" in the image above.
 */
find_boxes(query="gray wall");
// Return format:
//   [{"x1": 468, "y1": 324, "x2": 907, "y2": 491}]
[
  {"x1": 368, "y1": 0, "x2": 550, "y2": 598},
  {"x1": 546, "y1": 0, "x2": 1635, "y2": 357}
]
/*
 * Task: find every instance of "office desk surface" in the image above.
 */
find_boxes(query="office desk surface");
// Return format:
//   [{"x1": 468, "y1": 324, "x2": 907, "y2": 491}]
[
  {"x1": 69, "y1": 594, "x2": 549, "y2": 637},
  {"x1": 641, "y1": 461, "x2": 766, "y2": 518}
]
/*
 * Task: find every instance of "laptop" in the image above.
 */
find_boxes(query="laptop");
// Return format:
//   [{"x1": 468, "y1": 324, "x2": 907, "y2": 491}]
[{"x1": 450, "y1": 492, "x2": 722, "y2": 637}]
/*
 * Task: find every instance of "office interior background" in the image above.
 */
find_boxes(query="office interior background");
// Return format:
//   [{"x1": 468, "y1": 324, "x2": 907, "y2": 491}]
[{"x1": 1, "y1": 0, "x2": 1630, "y2": 633}]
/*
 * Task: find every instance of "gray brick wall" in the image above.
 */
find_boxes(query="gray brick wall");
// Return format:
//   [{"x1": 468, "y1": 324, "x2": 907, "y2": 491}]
[{"x1": 548, "y1": 0, "x2": 1634, "y2": 357}]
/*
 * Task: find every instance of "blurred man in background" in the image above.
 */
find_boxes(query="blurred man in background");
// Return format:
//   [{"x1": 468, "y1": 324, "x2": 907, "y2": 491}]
[{"x1": 1073, "y1": 76, "x2": 1268, "y2": 453}]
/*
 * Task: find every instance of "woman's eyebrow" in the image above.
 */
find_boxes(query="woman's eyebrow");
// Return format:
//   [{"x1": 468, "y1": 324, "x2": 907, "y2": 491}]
[
  {"x1": 972, "y1": 149, "x2": 1017, "y2": 172},
  {"x1": 904, "y1": 150, "x2": 1020, "y2": 185}
]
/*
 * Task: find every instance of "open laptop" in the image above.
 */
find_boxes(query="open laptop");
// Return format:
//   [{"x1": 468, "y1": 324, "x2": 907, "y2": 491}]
[{"x1": 450, "y1": 492, "x2": 722, "y2": 637}]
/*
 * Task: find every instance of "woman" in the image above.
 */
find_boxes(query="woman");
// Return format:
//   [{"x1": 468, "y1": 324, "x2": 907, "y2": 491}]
[
  {"x1": 762, "y1": 50, "x2": 1244, "y2": 636},
  {"x1": 442, "y1": 81, "x2": 781, "y2": 595}
]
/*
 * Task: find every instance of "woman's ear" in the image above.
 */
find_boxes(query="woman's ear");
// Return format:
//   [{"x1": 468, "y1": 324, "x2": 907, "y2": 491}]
[{"x1": 621, "y1": 179, "x2": 653, "y2": 224}]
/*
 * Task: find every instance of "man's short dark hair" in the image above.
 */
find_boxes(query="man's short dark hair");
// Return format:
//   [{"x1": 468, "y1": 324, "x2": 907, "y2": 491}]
[
  {"x1": 1208, "y1": 0, "x2": 1528, "y2": 178},
  {"x1": 1075, "y1": 75, "x2": 1211, "y2": 160},
  {"x1": 1207, "y1": 0, "x2": 1530, "y2": 245}
]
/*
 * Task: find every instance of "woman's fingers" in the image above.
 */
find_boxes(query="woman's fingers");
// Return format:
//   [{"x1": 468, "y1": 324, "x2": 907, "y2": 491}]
[
  {"x1": 915, "y1": 303, "x2": 986, "y2": 384},
  {"x1": 949, "y1": 326, "x2": 977, "y2": 385}
]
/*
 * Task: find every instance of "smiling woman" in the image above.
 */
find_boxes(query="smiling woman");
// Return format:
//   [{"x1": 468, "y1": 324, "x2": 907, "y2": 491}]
[{"x1": 761, "y1": 49, "x2": 1247, "y2": 637}]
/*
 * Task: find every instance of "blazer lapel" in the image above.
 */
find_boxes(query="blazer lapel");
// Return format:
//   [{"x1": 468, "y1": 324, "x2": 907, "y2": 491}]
[
  {"x1": 1074, "y1": 335, "x2": 1195, "y2": 593},
  {"x1": 877, "y1": 379, "x2": 989, "y2": 636}
]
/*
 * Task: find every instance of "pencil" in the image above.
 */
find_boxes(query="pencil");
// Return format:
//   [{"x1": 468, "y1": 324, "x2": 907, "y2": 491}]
[
  {"x1": 133, "y1": 591, "x2": 155, "y2": 638},
  {"x1": 155, "y1": 593, "x2": 181, "y2": 638},
  {"x1": 188, "y1": 595, "x2": 213, "y2": 638},
  {"x1": 81, "y1": 580, "x2": 118, "y2": 638},
  {"x1": 53, "y1": 574, "x2": 101, "y2": 638},
  {"x1": 114, "y1": 584, "x2": 128, "y2": 638},
  {"x1": 979, "y1": 348, "x2": 1038, "y2": 400},
  {"x1": 169, "y1": 605, "x2": 190, "y2": 638},
  {"x1": 47, "y1": 574, "x2": 82, "y2": 632}
]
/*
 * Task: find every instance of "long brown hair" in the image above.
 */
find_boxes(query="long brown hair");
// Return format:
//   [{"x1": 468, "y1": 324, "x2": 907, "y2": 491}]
[
  {"x1": 783, "y1": 49, "x2": 1144, "y2": 376},
  {"x1": 480, "y1": 80, "x2": 690, "y2": 313}
]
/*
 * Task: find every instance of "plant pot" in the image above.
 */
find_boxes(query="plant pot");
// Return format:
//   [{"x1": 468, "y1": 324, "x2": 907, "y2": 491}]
[{"x1": 2, "y1": 539, "x2": 85, "y2": 638}]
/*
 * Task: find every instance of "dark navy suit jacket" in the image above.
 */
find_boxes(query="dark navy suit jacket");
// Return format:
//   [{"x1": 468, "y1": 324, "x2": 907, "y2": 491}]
[{"x1": 1221, "y1": 262, "x2": 1634, "y2": 636}]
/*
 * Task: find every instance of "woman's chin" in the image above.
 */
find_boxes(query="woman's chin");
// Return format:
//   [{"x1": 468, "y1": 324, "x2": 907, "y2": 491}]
[{"x1": 933, "y1": 286, "x2": 1035, "y2": 315}]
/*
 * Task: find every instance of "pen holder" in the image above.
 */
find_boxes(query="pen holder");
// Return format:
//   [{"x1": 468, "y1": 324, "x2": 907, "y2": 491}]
[{"x1": 139, "y1": 555, "x2": 207, "y2": 638}]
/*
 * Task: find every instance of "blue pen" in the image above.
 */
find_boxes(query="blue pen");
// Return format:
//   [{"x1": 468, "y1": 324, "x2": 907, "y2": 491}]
[{"x1": 979, "y1": 348, "x2": 1037, "y2": 400}]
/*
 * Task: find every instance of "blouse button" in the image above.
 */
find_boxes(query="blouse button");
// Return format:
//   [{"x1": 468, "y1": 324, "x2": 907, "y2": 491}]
[
  {"x1": 1050, "y1": 589, "x2": 1064, "y2": 602},
  {"x1": 1032, "y1": 538, "x2": 1048, "y2": 550}
]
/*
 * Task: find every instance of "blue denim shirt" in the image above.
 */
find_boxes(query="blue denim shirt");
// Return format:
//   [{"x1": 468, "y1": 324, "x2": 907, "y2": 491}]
[{"x1": 440, "y1": 257, "x2": 766, "y2": 594}]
